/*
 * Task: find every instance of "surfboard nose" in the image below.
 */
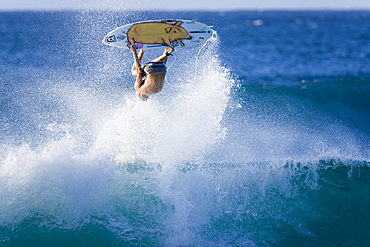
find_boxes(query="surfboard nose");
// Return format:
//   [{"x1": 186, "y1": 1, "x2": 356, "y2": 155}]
[{"x1": 103, "y1": 35, "x2": 117, "y2": 44}]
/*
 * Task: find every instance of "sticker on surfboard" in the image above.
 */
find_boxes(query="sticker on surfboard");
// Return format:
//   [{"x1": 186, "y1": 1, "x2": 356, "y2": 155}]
[{"x1": 102, "y1": 19, "x2": 214, "y2": 50}]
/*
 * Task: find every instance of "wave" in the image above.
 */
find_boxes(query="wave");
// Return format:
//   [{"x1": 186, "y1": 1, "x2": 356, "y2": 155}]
[
  {"x1": 1, "y1": 156, "x2": 369, "y2": 246},
  {"x1": 0, "y1": 34, "x2": 235, "y2": 245},
  {"x1": 1, "y1": 12, "x2": 370, "y2": 245},
  {"x1": 216, "y1": 76, "x2": 370, "y2": 163}
]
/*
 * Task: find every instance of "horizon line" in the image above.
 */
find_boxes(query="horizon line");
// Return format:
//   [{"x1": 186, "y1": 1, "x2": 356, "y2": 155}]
[{"x1": 1, "y1": 7, "x2": 370, "y2": 12}]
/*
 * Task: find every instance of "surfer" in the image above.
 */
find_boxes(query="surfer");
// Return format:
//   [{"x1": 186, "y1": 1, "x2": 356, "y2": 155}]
[{"x1": 128, "y1": 44, "x2": 174, "y2": 101}]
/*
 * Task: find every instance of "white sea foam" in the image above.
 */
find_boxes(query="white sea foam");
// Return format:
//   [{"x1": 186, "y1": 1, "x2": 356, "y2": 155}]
[{"x1": 0, "y1": 34, "x2": 233, "y2": 243}]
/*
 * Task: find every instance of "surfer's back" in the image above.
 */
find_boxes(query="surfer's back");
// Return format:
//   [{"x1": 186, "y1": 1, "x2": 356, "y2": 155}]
[{"x1": 138, "y1": 72, "x2": 166, "y2": 95}]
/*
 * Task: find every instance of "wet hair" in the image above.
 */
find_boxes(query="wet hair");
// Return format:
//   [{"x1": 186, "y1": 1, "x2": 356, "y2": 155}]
[{"x1": 138, "y1": 94, "x2": 149, "y2": 101}]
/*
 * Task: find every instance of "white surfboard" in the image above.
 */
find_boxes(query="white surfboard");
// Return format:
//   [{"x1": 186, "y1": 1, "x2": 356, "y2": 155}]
[{"x1": 102, "y1": 19, "x2": 214, "y2": 50}]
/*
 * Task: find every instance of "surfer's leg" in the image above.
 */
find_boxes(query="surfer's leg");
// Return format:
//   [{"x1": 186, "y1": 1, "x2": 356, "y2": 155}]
[
  {"x1": 138, "y1": 49, "x2": 144, "y2": 60},
  {"x1": 131, "y1": 60, "x2": 141, "y2": 76},
  {"x1": 129, "y1": 45, "x2": 142, "y2": 76},
  {"x1": 151, "y1": 48, "x2": 174, "y2": 64},
  {"x1": 131, "y1": 64, "x2": 138, "y2": 76},
  {"x1": 132, "y1": 49, "x2": 145, "y2": 76}
]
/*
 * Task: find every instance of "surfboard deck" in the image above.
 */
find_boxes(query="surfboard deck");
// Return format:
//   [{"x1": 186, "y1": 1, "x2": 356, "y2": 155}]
[{"x1": 102, "y1": 19, "x2": 214, "y2": 50}]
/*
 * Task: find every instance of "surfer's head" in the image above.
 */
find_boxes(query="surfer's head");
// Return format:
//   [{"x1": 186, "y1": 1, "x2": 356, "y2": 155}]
[{"x1": 137, "y1": 92, "x2": 149, "y2": 101}]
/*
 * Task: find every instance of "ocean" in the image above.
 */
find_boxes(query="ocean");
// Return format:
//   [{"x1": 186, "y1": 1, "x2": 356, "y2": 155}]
[{"x1": 1, "y1": 10, "x2": 370, "y2": 246}]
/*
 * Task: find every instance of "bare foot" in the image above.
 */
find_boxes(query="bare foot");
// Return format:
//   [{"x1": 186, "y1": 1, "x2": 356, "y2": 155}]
[
  {"x1": 127, "y1": 43, "x2": 138, "y2": 51},
  {"x1": 165, "y1": 47, "x2": 174, "y2": 54}
]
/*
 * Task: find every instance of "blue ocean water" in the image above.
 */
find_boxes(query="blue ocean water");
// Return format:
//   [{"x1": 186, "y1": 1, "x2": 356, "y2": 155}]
[{"x1": 1, "y1": 10, "x2": 370, "y2": 246}]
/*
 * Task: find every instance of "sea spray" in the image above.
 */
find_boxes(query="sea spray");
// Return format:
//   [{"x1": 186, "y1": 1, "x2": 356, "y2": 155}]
[{"x1": 92, "y1": 33, "x2": 232, "y2": 166}]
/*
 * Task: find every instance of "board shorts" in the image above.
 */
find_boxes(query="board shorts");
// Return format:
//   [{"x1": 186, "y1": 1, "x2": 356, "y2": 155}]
[{"x1": 142, "y1": 62, "x2": 167, "y2": 76}]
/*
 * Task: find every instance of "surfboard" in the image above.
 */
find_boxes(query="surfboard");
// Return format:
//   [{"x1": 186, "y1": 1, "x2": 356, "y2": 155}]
[{"x1": 102, "y1": 19, "x2": 214, "y2": 50}]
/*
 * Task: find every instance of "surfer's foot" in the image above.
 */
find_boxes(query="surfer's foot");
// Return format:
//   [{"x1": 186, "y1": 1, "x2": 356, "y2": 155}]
[
  {"x1": 127, "y1": 43, "x2": 138, "y2": 51},
  {"x1": 164, "y1": 48, "x2": 174, "y2": 57},
  {"x1": 165, "y1": 48, "x2": 174, "y2": 54}
]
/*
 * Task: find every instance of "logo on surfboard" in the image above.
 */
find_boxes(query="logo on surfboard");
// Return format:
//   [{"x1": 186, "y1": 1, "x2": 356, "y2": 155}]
[
  {"x1": 126, "y1": 21, "x2": 192, "y2": 48},
  {"x1": 105, "y1": 35, "x2": 116, "y2": 43}
]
